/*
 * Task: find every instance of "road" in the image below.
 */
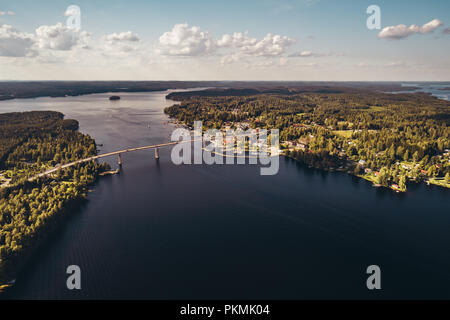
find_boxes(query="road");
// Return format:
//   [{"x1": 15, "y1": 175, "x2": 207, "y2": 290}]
[{"x1": 29, "y1": 140, "x2": 187, "y2": 181}]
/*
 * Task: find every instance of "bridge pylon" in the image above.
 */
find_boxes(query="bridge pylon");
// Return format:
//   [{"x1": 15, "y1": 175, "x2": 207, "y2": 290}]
[
  {"x1": 118, "y1": 153, "x2": 122, "y2": 166},
  {"x1": 155, "y1": 148, "x2": 159, "y2": 160}
]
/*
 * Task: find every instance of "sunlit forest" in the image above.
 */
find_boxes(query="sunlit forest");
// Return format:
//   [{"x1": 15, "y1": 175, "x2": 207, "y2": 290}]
[
  {"x1": 0, "y1": 111, "x2": 108, "y2": 286},
  {"x1": 165, "y1": 90, "x2": 450, "y2": 191}
]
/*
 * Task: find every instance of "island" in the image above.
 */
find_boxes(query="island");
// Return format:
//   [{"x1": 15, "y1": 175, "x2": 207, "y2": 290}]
[
  {"x1": 109, "y1": 95, "x2": 121, "y2": 101},
  {"x1": 0, "y1": 111, "x2": 110, "y2": 290},
  {"x1": 165, "y1": 88, "x2": 450, "y2": 192}
]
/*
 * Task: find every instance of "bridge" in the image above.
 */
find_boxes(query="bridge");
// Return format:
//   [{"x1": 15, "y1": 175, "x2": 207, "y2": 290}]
[
  {"x1": 28, "y1": 131, "x2": 267, "y2": 182},
  {"x1": 29, "y1": 140, "x2": 194, "y2": 181}
]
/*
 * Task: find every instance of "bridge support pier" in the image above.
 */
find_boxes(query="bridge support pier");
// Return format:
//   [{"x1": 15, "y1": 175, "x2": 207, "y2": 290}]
[
  {"x1": 118, "y1": 153, "x2": 122, "y2": 166},
  {"x1": 155, "y1": 148, "x2": 159, "y2": 160}
]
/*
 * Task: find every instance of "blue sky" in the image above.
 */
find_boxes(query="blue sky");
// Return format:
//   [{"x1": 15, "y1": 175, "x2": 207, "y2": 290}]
[{"x1": 0, "y1": 0, "x2": 449, "y2": 80}]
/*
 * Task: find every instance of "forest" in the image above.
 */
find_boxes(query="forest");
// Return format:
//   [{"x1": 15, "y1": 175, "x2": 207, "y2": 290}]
[
  {"x1": 165, "y1": 90, "x2": 450, "y2": 192},
  {"x1": 0, "y1": 81, "x2": 414, "y2": 101},
  {"x1": 0, "y1": 111, "x2": 108, "y2": 288}
]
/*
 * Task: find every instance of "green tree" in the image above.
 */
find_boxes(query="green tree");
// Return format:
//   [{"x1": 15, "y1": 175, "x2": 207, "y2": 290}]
[
  {"x1": 403, "y1": 150, "x2": 409, "y2": 161},
  {"x1": 399, "y1": 175, "x2": 407, "y2": 192}
]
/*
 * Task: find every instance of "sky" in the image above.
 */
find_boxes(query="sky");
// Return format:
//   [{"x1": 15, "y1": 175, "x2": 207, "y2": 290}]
[{"x1": 0, "y1": 0, "x2": 449, "y2": 81}]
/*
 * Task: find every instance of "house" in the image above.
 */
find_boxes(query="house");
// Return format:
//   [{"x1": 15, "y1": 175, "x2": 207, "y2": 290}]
[
  {"x1": 286, "y1": 141, "x2": 295, "y2": 147},
  {"x1": 435, "y1": 163, "x2": 442, "y2": 169},
  {"x1": 236, "y1": 122, "x2": 250, "y2": 130},
  {"x1": 364, "y1": 168, "x2": 372, "y2": 174},
  {"x1": 358, "y1": 160, "x2": 366, "y2": 166},
  {"x1": 374, "y1": 171, "x2": 379, "y2": 176},
  {"x1": 420, "y1": 169, "x2": 428, "y2": 175},
  {"x1": 223, "y1": 138, "x2": 234, "y2": 145}
]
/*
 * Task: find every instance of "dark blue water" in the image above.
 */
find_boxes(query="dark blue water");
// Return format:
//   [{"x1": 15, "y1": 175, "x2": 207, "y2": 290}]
[{"x1": 0, "y1": 91, "x2": 449, "y2": 299}]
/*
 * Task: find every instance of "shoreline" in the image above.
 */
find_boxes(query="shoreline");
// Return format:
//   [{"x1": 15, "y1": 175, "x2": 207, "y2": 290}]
[
  {"x1": 0, "y1": 81, "x2": 431, "y2": 103},
  {"x1": 0, "y1": 111, "x2": 111, "y2": 290}
]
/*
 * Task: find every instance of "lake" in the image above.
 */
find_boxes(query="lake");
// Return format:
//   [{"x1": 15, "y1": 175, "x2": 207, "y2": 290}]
[{"x1": 0, "y1": 90, "x2": 449, "y2": 299}]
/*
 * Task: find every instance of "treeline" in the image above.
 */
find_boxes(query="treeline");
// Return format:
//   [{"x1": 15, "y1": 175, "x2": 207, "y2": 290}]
[{"x1": 165, "y1": 83, "x2": 417, "y2": 101}]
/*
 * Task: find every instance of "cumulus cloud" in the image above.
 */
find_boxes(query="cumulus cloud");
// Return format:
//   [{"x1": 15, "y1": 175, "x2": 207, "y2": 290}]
[
  {"x1": 216, "y1": 32, "x2": 257, "y2": 48},
  {"x1": 158, "y1": 23, "x2": 214, "y2": 56},
  {"x1": 35, "y1": 23, "x2": 89, "y2": 50},
  {"x1": 235, "y1": 33, "x2": 295, "y2": 57},
  {"x1": 103, "y1": 31, "x2": 139, "y2": 42},
  {"x1": 378, "y1": 19, "x2": 443, "y2": 40},
  {"x1": 158, "y1": 24, "x2": 295, "y2": 61},
  {"x1": 100, "y1": 31, "x2": 142, "y2": 57},
  {"x1": 218, "y1": 31, "x2": 295, "y2": 64},
  {"x1": 0, "y1": 24, "x2": 35, "y2": 57}
]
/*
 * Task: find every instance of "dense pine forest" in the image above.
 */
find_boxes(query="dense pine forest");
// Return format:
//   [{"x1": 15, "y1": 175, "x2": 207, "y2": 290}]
[
  {"x1": 165, "y1": 90, "x2": 450, "y2": 191},
  {"x1": 0, "y1": 111, "x2": 108, "y2": 288}
]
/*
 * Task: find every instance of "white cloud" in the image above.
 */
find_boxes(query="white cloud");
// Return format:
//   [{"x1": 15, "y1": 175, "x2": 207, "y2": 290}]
[
  {"x1": 385, "y1": 61, "x2": 407, "y2": 68},
  {"x1": 35, "y1": 23, "x2": 89, "y2": 50},
  {"x1": 216, "y1": 32, "x2": 257, "y2": 48},
  {"x1": 0, "y1": 24, "x2": 35, "y2": 57},
  {"x1": 218, "y1": 32, "x2": 295, "y2": 65},
  {"x1": 158, "y1": 24, "x2": 295, "y2": 62},
  {"x1": 354, "y1": 61, "x2": 411, "y2": 69},
  {"x1": 103, "y1": 31, "x2": 139, "y2": 42},
  {"x1": 378, "y1": 19, "x2": 443, "y2": 40},
  {"x1": 158, "y1": 23, "x2": 214, "y2": 56},
  {"x1": 288, "y1": 50, "x2": 344, "y2": 58},
  {"x1": 218, "y1": 31, "x2": 295, "y2": 56},
  {"x1": 99, "y1": 31, "x2": 143, "y2": 58},
  {"x1": 237, "y1": 33, "x2": 295, "y2": 57},
  {"x1": 289, "y1": 50, "x2": 317, "y2": 57},
  {"x1": 220, "y1": 53, "x2": 242, "y2": 65},
  {"x1": 0, "y1": 11, "x2": 15, "y2": 16}
]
